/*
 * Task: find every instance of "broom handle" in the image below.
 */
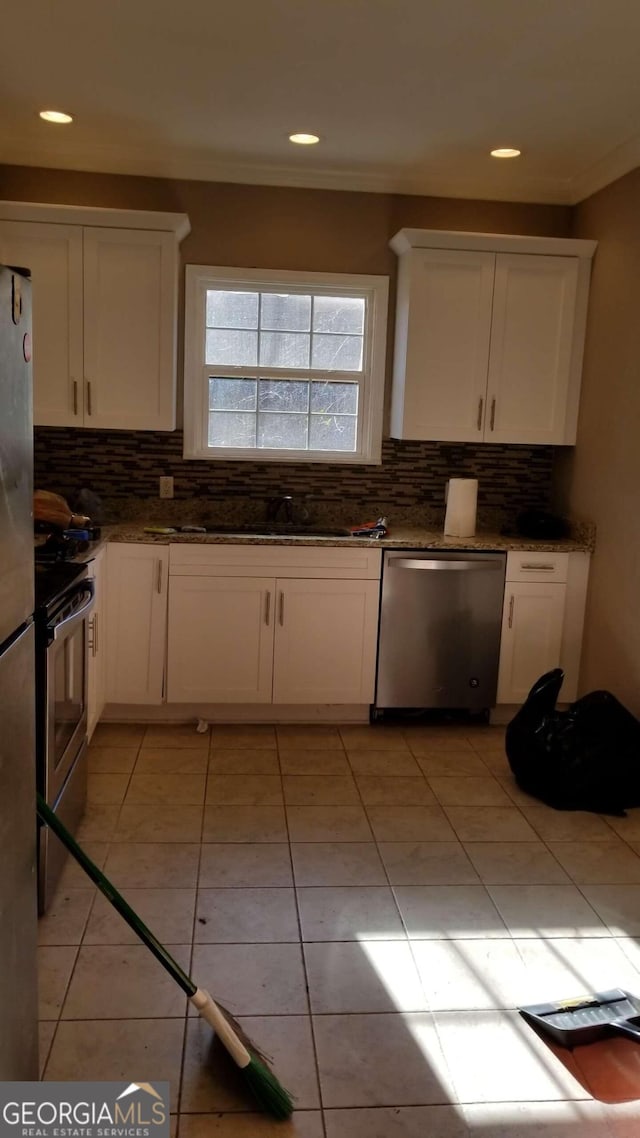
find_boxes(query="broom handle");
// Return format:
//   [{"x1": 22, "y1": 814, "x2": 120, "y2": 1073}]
[{"x1": 37, "y1": 793, "x2": 197, "y2": 998}]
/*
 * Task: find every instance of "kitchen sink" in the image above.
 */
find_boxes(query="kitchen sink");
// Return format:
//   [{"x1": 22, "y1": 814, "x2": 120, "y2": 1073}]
[{"x1": 202, "y1": 524, "x2": 353, "y2": 538}]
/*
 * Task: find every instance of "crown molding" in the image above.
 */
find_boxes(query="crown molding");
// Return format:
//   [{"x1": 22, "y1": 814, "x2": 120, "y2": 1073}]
[
  {"x1": 390, "y1": 227, "x2": 597, "y2": 259},
  {"x1": 0, "y1": 198, "x2": 191, "y2": 238},
  {"x1": 567, "y1": 131, "x2": 640, "y2": 204},
  {"x1": 1, "y1": 134, "x2": 638, "y2": 206}
]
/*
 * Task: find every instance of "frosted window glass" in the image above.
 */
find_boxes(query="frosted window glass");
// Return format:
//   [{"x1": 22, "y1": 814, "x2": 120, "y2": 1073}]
[
  {"x1": 206, "y1": 290, "x2": 258, "y2": 329},
  {"x1": 311, "y1": 334, "x2": 363, "y2": 371},
  {"x1": 206, "y1": 329, "x2": 258, "y2": 366}
]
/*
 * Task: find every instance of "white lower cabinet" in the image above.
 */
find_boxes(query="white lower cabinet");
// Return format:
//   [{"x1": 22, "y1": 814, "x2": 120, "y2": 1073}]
[
  {"x1": 167, "y1": 576, "x2": 274, "y2": 703},
  {"x1": 87, "y1": 548, "x2": 107, "y2": 738},
  {"x1": 272, "y1": 578, "x2": 380, "y2": 704},
  {"x1": 496, "y1": 550, "x2": 590, "y2": 705},
  {"x1": 497, "y1": 582, "x2": 566, "y2": 705},
  {"x1": 166, "y1": 545, "x2": 382, "y2": 706},
  {"x1": 106, "y1": 544, "x2": 168, "y2": 705}
]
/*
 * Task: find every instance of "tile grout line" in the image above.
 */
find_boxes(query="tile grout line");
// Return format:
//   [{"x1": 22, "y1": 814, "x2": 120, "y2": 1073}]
[
  {"x1": 174, "y1": 724, "x2": 211, "y2": 1121},
  {"x1": 46, "y1": 731, "x2": 147, "y2": 1050},
  {"x1": 79, "y1": 733, "x2": 145, "y2": 949},
  {"x1": 279, "y1": 731, "x2": 329, "y2": 1136}
]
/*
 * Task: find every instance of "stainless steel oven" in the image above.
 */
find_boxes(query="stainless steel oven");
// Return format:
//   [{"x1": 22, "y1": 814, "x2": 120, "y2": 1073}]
[{"x1": 35, "y1": 563, "x2": 94, "y2": 913}]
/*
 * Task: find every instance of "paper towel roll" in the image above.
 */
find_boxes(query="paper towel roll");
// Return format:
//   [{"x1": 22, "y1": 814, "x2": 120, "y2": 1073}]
[{"x1": 444, "y1": 478, "x2": 478, "y2": 537}]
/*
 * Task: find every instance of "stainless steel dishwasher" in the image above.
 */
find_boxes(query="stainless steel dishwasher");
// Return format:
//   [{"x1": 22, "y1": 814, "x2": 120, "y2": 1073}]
[{"x1": 375, "y1": 550, "x2": 506, "y2": 712}]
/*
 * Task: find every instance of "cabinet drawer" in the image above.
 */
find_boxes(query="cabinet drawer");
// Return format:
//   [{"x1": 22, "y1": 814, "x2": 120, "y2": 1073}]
[
  {"x1": 169, "y1": 542, "x2": 382, "y2": 580},
  {"x1": 506, "y1": 551, "x2": 569, "y2": 583}
]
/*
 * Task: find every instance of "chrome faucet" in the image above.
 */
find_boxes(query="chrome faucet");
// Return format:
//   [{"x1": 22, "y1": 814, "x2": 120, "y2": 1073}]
[{"x1": 266, "y1": 494, "x2": 294, "y2": 524}]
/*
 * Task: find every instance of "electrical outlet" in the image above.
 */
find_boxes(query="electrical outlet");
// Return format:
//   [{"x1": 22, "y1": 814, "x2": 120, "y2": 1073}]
[{"x1": 159, "y1": 476, "x2": 174, "y2": 499}]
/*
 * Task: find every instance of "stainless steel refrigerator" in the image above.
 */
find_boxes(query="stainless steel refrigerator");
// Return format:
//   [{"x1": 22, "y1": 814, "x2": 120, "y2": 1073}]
[{"x1": 0, "y1": 264, "x2": 38, "y2": 1079}]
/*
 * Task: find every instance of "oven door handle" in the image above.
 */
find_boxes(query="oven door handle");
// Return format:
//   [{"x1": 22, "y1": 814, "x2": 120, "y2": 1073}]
[{"x1": 52, "y1": 582, "x2": 95, "y2": 641}]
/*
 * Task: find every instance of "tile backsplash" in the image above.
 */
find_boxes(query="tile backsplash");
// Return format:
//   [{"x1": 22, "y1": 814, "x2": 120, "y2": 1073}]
[
  {"x1": 33, "y1": 430, "x2": 553, "y2": 528},
  {"x1": 34, "y1": 427, "x2": 555, "y2": 530}
]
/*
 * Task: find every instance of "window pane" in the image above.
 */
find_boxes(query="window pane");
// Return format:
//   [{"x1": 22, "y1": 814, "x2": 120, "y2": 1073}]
[
  {"x1": 258, "y1": 413, "x2": 308, "y2": 450},
  {"x1": 311, "y1": 333, "x2": 363, "y2": 371},
  {"x1": 261, "y1": 293, "x2": 311, "y2": 332},
  {"x1": 260, "y1": 331, "x2": 310, "y2": 369},
  {"x1": 206, "y1": 328, "x2": 258, "y2": 366},
  {"x1": 309, "y1": 414, "x2": 357, "y2": 452},
  {"x1": 313, "y1": 295, "x2": 365, "y2": 334},
  {"x1": 259, "y1": 379, "x2": 309, "y2": 413},
  {"x1": 310, "y1": 380, "x2": 358, "y2": 415},
  {"x1": 208, "y1": 412, "x2": 256, "y2": 448},
  {"x1": 206, "y1": 290, "x2": 258, "y2": 329},
  {"x1": 209, "y1": 377, "x2": 257, "y2": 411}
]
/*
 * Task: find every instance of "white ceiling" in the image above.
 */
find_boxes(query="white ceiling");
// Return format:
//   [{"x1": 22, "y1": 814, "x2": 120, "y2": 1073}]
[{"x1": 2, "y1": 0, "x2": 640, "y2": 204}]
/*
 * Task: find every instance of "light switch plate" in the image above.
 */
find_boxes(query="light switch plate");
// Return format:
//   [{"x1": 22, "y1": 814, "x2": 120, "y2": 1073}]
[{"x1": 159, "y1": 476, "x2": 174, "y2": 499}]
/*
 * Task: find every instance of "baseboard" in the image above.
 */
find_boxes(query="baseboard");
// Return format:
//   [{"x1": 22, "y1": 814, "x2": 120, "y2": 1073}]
[
  {"x1": 491, "y1": 702, "x2": 571, "y2": 725},
  {"x1": 100, "y1": 703, "x2": 371, "y2": 725}
]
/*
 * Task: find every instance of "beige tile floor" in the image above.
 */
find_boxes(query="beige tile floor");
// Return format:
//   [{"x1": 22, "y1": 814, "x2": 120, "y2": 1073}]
[{"x1": 38, "y1": 721, "x2": 640, "y2": 1136}]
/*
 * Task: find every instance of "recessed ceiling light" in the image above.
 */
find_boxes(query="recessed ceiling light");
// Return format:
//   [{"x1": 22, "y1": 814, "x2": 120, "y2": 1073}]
[
  {"x1": 490, "y1": 147, "x2": 521, "y2": 158},
  {"x1": 39, "y1": 110, "x2": 73, "y2": 124},
  {"x1": 289, "y1": 132, "x2": 320, "y2": 145}
]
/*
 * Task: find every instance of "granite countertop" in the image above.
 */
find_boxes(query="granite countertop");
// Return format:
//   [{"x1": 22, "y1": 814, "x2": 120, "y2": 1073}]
[{"x1": 99, "y1": 522, "x2": 593, "y2": 553}]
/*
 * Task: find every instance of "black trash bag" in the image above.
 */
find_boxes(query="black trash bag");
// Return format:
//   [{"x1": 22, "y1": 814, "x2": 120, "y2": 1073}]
[{"x1": 506, "y1": 668, "x2": 640, "y2": 816}]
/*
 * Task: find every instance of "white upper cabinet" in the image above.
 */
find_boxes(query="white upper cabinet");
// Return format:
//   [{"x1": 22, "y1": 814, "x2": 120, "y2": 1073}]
[
  {"x1": 0, "y1": 221, "x2": 83, "y2": 426},
  {"x1": 486, "y1": 254, "x2": 579, "y2": 444},
  {"x1": 82, "y1": 228, "x2": 177, "y2": 430},
  {"x1": 0, "y1": 202, "x2": 190, "y2": 430},
  {"x1": 389, "y1": 229, "x2": 596, "y2": 446},
  {"x1": 392, "y1": 249, "x2": 495, "y2": 442}
]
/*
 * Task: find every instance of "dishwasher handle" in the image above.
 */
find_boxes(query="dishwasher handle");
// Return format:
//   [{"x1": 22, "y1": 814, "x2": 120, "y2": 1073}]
[{"x1": 389, "y1": 557, "x2": 504, "y2": 571}]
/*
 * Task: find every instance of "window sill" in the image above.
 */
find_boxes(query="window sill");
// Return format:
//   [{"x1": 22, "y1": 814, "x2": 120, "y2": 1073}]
[{"x1": 182, "y1": 445, "x2": 382, "y2": 465}]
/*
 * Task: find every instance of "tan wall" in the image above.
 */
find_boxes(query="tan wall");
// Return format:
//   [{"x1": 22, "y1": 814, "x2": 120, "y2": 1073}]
[
  {"x1": 553, "y1": 168, "x2": 640, "y2": 713},
  {"x1": 0, "y1": 164, "x2": 572, "y2": 273}
]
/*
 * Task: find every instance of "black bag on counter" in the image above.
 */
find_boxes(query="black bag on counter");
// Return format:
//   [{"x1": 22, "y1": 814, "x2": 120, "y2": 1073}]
[{"x1": 506, "y1": 669, "x2": 640, "y2": 816}]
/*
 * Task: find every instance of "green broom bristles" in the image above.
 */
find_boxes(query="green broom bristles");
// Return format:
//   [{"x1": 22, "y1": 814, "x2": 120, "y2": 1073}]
[{"x1": 241, "y1": 1053, "x2": 295, "y2": 1120}]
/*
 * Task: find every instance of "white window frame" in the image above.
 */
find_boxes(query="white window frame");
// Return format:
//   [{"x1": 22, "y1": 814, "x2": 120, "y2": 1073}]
[{"x1": 183, "y1": 265, "x2": 388, "y2": 463}]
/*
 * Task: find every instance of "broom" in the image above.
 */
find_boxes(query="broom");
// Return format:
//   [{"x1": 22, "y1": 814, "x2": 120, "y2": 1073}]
[{"x1": 37, "y1": 793, "x2": 294, "y2": 1120}]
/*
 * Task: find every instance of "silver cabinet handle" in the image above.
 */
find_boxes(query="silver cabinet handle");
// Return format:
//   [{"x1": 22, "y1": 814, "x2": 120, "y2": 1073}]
[
  {"x1": 73, "y1": 379, "x2": 78, "y2": 416},
  {"x1": 279, "y1": 591, "x2": 285, "y2": 626},
  {"x1": 490, "y1": 397, "x2": 496, "y2": 431},
  {"x1": 88, "y1": 615, "x2": 95, "y2": 656},
  {"x1": 94, "y1": 611, "x2": 99, "y2": 656},
  {"x1": 86, "y1": 379, "x2": 92, "y2": 416},
  {"x1": 520, "y1": 563, "x2": 556, "y2": 571},
  {"x1": 264, "y1": 590, "x2": 271, "y2": 625},
  {"x1": 508, "y1": 594, "x2": 515, "y2": 628},
  {"x1": 477, "y1": 397, "x2": 483, "y2": 431},
  {"x1": 156, "y1": 559, "x2": 163, "y2": 593}
]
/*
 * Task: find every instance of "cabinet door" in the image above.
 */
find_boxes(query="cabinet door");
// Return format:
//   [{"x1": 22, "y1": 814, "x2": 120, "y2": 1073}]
[
  {"x1": 87, "y1": 549, "x2": 107, "y2": 739},
  {"x1": 0, "y1": 221, "x2": 83, "y2": 426},
  {"x1": 497, "y1": 582, "x2": 566, "y2": 705},
  {"x1": 83, "y1": 228, "x2": 177, "y2": 430},
  {"x1": 486, "y1": 254, "x2": 579, "y2": 444},
  {"x1": 392, "y1": 249, "x2": 495, "y2": 441},
  {"x1": 273, "y1": 578, "x2": 380, "y2": 704},
  {"x1": 167, "y1": 576, "x2": 274, "y2": 703},
  {"x1": 106, "y1": 544, "x2": 168, "y2": 705}
]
